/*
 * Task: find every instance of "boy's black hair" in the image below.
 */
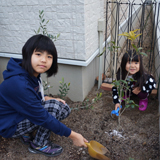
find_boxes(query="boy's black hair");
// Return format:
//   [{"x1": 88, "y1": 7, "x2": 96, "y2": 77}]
[
  {"x1": 22, "y1": 34, "x2": 58, "y2": 77},
  {"x1": 117, "y1": 50, "x2": 148, "y2": 90}
]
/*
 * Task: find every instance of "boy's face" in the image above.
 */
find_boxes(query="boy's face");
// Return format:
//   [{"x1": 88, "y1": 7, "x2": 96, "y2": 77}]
[
  {"x1": 125, "y1": 61, "x2": 140, "y2": 75},
  {"x1": 31, "y1": 50, "x2": 53, "y2": 77}
]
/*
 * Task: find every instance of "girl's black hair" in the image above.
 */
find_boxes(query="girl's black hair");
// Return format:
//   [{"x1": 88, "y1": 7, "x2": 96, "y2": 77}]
[
  {"x1": 117, "y1": 50, "x2": 148, "y2": 90},
  {"x1": 22, "y1": 34, "x2": 58, "y2": 77}
]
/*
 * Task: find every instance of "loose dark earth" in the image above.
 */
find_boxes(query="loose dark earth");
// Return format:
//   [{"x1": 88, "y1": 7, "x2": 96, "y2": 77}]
[{"x1": 0, "y1": 84, "x2": 159, "y2": 160}]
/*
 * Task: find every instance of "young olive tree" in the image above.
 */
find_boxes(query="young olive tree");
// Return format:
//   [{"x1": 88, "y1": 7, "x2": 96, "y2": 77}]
[{"x1": 111, "y1": 29, "x2": 147, "y2": 127}]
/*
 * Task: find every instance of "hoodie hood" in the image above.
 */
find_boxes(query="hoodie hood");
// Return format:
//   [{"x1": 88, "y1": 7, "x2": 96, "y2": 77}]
[
  {"x1": 3, "y1": 58, "x2": 41, "y2": 87},
  {"x1": 3, "y1": 58, "x2": 44, "y2": 101},
  {"x1": 3, "y1": 58, "x2": 27, "y2": 80}
]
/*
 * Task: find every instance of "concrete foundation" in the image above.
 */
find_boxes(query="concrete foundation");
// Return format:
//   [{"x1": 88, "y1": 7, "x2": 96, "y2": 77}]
[{"x1": 0, "y1": 56, "x2": 99, "y2": 102}]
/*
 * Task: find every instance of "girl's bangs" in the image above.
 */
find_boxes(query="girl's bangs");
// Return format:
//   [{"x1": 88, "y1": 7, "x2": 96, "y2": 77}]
[
  {"x1": 34, "y1": 38, "x2": 53, "y2": 55},
  {"x1": 128, "y1": 54, "x2": 139, "y2": 62}
]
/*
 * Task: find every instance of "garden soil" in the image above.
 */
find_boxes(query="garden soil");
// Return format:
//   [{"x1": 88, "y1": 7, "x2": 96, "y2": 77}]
[{"x1": 0, "y1": 84, "x2": 159, "y2": 160}]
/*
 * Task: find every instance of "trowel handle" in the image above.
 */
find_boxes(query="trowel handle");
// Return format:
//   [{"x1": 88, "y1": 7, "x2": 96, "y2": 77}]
[
  {"x1": 111, "y1": 105, "x2": 122, "y2": 116},
  {"x1": 85, "y1": 142, "x2": 90, "y2": 147}
]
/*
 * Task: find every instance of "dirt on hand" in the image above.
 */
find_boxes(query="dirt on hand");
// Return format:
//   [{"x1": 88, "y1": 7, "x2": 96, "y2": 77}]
[{"x1": 0, "y1": 84, "x2": 159, "y2": 160}]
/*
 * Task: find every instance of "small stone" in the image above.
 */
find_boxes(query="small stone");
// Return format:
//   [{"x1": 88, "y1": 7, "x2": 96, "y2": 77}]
[{"x1": 143, "y1": 142, "x2": 147, "y2": 146}]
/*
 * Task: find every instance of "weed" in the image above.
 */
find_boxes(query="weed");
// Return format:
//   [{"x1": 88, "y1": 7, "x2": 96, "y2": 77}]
[
  {"x1": 43, "y1": 80, "x2": 53, "y2": 95},
  {"x1": 71, "y1": 93, "x2": 102, "y2": 110}
]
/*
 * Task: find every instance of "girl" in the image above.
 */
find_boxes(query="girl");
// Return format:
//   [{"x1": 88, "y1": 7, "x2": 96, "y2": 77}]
[
  {"x1": 112, "y1": 50, "x2": 156, "y2": 111},
  {"x1": 0, "y1": 34, "x2": 88, "y2": 157}
]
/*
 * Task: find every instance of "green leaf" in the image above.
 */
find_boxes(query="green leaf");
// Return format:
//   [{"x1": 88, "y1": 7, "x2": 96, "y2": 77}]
[
  {"x1": 107, "y1": 47, "x2": 113, "y2": 52},
  {"x1": 135, "y1": 104, "x2": 139, "y2": 107},
  {"x1": 57, "y1": 33, "x2": 60, "y2": 38},
  {"x1": 125, "y1": 104, "x2": 130, "y2": 108},
  {"x1": 97, "y1": 47, "x2": 106, "y2": 57},
  {"x1": 110, "y1": 41, "x2": 116, "y2": 45},
  {"x1": 115, "y1": 46, "x2": 121, "y2": 49},
  {"x1": 129, "y1": 78, "x2": 134, "y2": 81},
  {"x1": 59, "y1": 86, "x2": 62, "y2": 89},
  {"x1": 131, "y1": 44, "x2": 138, "y2": 52},
  {"x1": 121, "y1": 91, "x2": 124, "y2": 98},
  {"x1": 40, "y1": 10, "x2": 44, "y2": 14},
  {"x1": 139, "y1": 52, "x2": 147, "y2": 56},
  {"x1": 114, "y1": 81, "x2": 120, "y2": 86},
  {"x1": 120, "y1": 80, "x2": 127, "y2": 84},
  {"x1": 128, "y1": 100, "x2": 134, "y2": 103},
  {"x1": 138, "y1": 47, "x2": 143, "y2": 51},
  {"x1": 112, "y1": 79, "x2": 117, "y2": 83},
  {"x1": 126, "y1": 86, "x2": 130, "y2": 90},
  {"x1": 37, "y1": 28, "x2": 40, "y2": 33}
]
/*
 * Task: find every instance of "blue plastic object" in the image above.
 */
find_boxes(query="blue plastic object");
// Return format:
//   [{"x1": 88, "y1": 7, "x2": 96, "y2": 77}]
[{"x1": 111, "y1": 105, "x2": 122, "y2": 117}]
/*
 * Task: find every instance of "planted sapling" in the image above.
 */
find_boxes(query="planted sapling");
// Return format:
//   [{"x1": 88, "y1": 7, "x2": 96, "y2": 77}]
[
  {"x1": 58, "y1": 77, "x2": 70, "y2": 99},
  {"x1": 34, "y1": 10, "x2": 60, "y2": 42},
  {"x1": 111, "y1": 29, "x2": 147, "y2": 126}
]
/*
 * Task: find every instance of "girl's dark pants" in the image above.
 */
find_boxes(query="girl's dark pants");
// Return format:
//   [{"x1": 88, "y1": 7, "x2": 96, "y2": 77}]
[
  {"x1": 137, "y1": 91, "x2": 148, "y2": 99},
  {"x1": 12, "y1": 99, "x2": 71, "y2": 146}
]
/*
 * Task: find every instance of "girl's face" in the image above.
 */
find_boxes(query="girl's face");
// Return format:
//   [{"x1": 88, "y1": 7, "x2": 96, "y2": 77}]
[
  {"x1": 125, "y1": 61, "x2": 140, "y2": 75},
  {"x1": 31, "y1": 50, "x2": 53, "y2": 77}
]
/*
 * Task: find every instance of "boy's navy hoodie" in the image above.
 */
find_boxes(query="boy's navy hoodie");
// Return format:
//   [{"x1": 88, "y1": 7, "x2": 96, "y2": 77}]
[{"x1": 0, "y1": 58, "x2": 71, "y2": 138}]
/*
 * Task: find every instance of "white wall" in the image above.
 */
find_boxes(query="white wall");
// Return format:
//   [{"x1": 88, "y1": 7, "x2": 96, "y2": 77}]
[
  {"x1": 84, "y1": 0, "x2": 104, "y2": 60},
  {"x1": 0, "y1": 0, "x2": 105, "y2": 61}
]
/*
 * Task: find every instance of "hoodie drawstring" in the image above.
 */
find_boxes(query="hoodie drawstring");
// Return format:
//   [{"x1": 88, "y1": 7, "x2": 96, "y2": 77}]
[{"x1": 38, "y1": 78, "x2": 45, "y2": 102}]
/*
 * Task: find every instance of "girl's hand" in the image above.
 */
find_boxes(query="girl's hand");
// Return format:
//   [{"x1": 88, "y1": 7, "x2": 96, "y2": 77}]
[
  {"x1": 55, "y1": 98, "x2": 66, "y2": 104},
  {"x1": 132, "y1": 87, "x2": 141, "y2": 95},
  {"x1": 115, "y1": 103, "x2": 120, "y2": 110},
  {"x1": 69, "y1": 131, "x2": 88, "y2": 148},
  {"x1": 45, "y1": 96, "x2": 66, "y2": 104}
]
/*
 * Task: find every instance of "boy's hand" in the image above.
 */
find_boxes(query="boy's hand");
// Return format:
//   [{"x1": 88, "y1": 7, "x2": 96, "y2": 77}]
[
  {"x1": 69, "y1": 131, "x2": 88, "y2": 148},
  {"x1": 132, "y1": 87, "x2": 141, "y2": 95},
  {"x1": 115, "y1": 103, "x2": 120, "y2": 110}
]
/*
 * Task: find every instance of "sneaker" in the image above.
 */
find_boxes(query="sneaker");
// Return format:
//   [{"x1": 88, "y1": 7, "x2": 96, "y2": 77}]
[
  {"x1": 20, "y1": 134, "x2": 33, "y2": 145},
  {"x1": 28, "y1": 141, "x2": 63, "y2": 157},
  {"x1": 139, "y1": 98, "x2": 148, "y2": 111}
]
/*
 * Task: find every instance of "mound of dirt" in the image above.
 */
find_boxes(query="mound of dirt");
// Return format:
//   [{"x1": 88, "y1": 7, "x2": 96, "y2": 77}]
[{"x1": 0, "y1": 85, "x2": 159, "y2": 160}]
